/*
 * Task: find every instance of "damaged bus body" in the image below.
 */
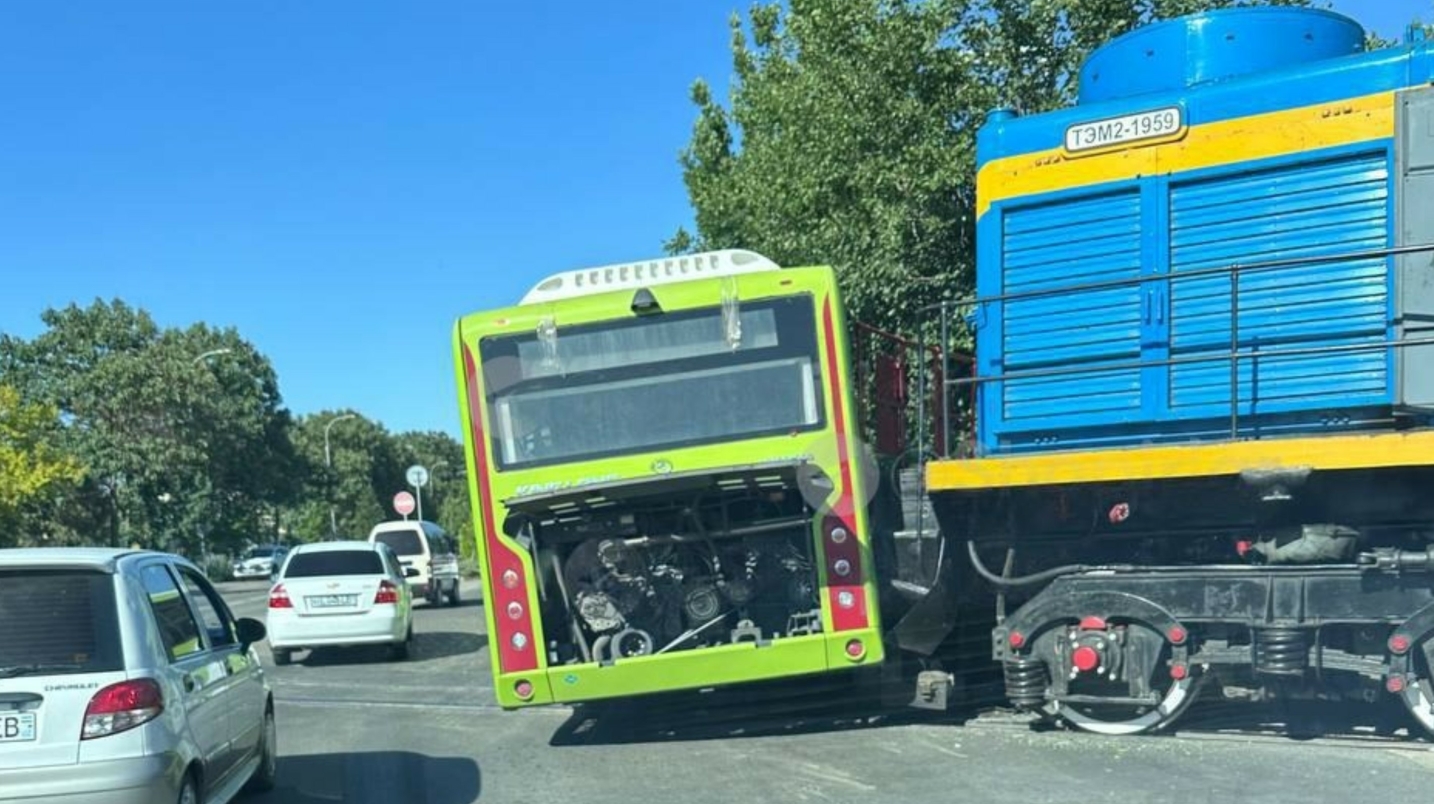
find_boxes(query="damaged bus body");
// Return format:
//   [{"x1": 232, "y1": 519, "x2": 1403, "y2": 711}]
[{"x1": 452, "y1": 250, "x2": 884, "y2": 708}]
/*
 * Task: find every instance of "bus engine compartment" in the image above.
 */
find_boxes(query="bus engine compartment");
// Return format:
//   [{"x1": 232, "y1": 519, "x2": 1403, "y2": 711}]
[{"x1": 502, "y1": 464, "x2": 827, "y2": 666}]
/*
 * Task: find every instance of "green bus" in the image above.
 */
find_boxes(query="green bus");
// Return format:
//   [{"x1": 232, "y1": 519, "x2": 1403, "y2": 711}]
[{"x1": 452, "y1": 250, "x2": 885, "y2": 708}]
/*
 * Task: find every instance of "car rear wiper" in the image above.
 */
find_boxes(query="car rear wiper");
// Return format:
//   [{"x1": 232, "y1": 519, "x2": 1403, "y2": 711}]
[{"x1": 0, "y1": 663, "x2": 86, "y2": 679}]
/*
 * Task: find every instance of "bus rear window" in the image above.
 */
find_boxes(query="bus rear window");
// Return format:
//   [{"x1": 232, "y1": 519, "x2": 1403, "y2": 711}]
[{"x1": 479, "y1": 296, "x2": 824, "y2": 469}]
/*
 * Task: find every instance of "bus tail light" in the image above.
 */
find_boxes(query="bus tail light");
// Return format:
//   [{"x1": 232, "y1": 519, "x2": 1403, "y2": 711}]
[
  {"x1": 817, "y1": 297, "x2": 871, "y2": 633},
  {"x1": 464, "y1": 345, "x2": 539, "y2": 675}
]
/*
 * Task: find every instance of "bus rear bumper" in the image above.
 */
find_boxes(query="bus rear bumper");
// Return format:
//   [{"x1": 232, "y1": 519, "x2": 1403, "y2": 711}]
[{"x1": 493, "y1": 630, "x2": 886, "y2": 708}]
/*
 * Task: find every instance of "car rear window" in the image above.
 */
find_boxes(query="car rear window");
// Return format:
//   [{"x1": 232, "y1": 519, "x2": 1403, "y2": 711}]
[
  {"x1": 284, "y1": 551, "x2": 385, "y2": 578},
  {"x1": 0, "y1": 570, "x2": 123, "y2": 674},
  {"x1": 373, "y1": 530, "x2": 424, "y2": 556}
]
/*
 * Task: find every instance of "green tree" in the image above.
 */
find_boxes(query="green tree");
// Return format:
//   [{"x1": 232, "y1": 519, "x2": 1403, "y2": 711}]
[
  {"x1": 284, "y1": 415, "x2": 471, "y2": 544},
  {"x1": 0, "y1": 386, "x2": 82, "y2": 544},
  {"x1": 0, "y1": 300, "x2": 301, "y2": 554},
  {"x1": 288, "y1": 411, "x2": 387, "y2": 541},
  {"x1": 673, "y1": 0, "x2": 1308, "y2": 337}
]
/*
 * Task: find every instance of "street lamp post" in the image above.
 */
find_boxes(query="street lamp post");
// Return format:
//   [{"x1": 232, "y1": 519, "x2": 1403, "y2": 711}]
[
  {"x1": 192, "y1": 348, "x2": 233, "y2": 366},
  {"x1": 324, "y1": 414, "x2": 357, "y2": 537},
  {"x1": 429, "y1": 460, "x2": 449, "y2": 502}
]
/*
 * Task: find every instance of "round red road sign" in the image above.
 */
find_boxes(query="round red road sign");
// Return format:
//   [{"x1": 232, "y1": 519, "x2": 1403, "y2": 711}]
[{"x1": 393, "y1": 490, "x2": 416, "y2": 516}]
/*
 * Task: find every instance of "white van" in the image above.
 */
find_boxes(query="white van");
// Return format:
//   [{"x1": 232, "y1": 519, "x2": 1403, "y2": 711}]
[{"x1": 367, "y1": 520, "x2": 461, "y2": 606}]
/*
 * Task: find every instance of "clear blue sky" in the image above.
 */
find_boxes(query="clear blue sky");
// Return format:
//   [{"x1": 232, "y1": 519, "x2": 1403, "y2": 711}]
[{"x1": 0, "y1": 1, "x2": 1425, "y2": 437}]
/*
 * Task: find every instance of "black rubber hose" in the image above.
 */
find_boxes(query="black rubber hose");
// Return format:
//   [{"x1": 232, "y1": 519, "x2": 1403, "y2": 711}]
[{"x1": 967, "y1": 540, "x2": 1102, "y2": 588}]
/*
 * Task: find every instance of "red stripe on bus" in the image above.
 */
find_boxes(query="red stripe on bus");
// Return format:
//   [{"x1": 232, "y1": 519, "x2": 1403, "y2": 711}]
[
  {"x1": 463, "y1": 344, "x2": 539, "y2": 673},
  {"x1": 820, "y1": 298, "x2": 869, "y2": 632}
]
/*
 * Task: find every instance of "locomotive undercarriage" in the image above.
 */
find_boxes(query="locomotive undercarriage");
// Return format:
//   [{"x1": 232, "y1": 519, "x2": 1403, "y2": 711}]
[{"x1": 933, "y1": 464, "x2": 1434, "y2": 735}]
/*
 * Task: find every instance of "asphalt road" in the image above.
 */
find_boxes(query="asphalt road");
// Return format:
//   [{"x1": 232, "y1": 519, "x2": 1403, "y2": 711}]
[{"x1": 216, "y1": 580, "x2": 1434, "y2": 804}]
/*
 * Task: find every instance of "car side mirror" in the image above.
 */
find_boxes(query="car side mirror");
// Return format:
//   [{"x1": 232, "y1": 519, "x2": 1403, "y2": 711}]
[
  {"x1": 404, "y1": 567, "x2": 421, "y2": 579},
  {"x1": 235, "y1": 617, "x2": 267, "y2": 650}
]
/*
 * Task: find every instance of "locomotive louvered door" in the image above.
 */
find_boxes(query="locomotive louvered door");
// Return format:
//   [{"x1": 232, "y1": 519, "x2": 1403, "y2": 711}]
[
  {"x1": 1166, "y1": 150, "x2": 1391, "y2": 419},
  {"x1": 996, "y1": 189, "x2": 1148, "y2": 432}
]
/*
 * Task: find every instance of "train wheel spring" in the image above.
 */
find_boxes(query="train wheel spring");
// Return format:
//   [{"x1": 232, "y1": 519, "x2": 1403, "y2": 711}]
[
  {"x1": 1254, "y1": 627, "x2": 1308, "y2": 675},
  {"x1": 1004, "y1": 658, "x2": 1048, "y2": 710}
]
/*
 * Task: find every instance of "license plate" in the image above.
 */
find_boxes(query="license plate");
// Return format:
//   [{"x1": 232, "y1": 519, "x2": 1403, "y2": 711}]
[
  {"x1": 0, "y1": 712, "x2": 37, "y2": 743},
  {"x1": 306, "y1": 594, "x2": 357, "y2": 609}
]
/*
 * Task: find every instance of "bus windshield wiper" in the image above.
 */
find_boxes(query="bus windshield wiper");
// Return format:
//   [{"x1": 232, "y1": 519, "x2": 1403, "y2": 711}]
[{"x1": 0, "y1": 663, "x2": 85, "y2": 679}]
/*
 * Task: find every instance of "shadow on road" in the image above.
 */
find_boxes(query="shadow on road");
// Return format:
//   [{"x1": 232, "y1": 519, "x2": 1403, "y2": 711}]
[
  {"x1": 411, "y1": 631, "x2": 488, "y2": 662},
  {"x1": 248, "y1": 751, "x2": 481, "y2": 804},
  {"x1": 548, "y1": 667, "x2": 1432, "y2": 748},
  {"x1": 295, "y1": 632, "x2": 487, "y2": 667},
  {"x1": 548, "y1": 670, "x2": 967, "y2": 747},
  {"x1": 417, "y1": 594, "x2": 485, "y2": 610}
]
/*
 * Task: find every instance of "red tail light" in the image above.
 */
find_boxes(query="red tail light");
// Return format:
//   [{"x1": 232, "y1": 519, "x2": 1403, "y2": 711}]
[
  {"x1": 268, "y1": 584, "x2": 292, "y2": 609},
  {"x1": 82, "y1": 678, "x2": 163, "y2": 740},
  {"x1": 464, "y1": 345, "x2": 539, "y2": 675},
  {"x1": 375, "y1": 580, "x2": 400, "y2": 605}
]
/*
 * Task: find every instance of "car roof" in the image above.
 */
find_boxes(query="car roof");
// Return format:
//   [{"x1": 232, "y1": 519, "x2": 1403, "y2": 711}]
[
  {"x1": 0, "y1": 547, "x2": 150, "y2": 572},
  {"x1": 369, "y1": 520, "x2": 433, "y2": 534},
  {"x1": 291, "y1": 540, "x2": 383, "y2": 554}
]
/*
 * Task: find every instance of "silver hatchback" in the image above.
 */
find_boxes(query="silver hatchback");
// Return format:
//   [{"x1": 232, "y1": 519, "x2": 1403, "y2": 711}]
[{"x1": 0, "y1": 548, "x2": 276, "y2": 804}]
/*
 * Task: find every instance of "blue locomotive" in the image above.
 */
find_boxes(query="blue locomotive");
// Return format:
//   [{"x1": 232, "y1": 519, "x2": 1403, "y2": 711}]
[{"x1": 918, "y1": 7, "x2": 1434, "y2": 735}]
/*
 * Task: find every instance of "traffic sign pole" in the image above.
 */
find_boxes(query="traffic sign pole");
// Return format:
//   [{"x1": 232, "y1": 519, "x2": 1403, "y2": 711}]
[{"x1": 406, "y1": 465, "x2": 430, "y2": 524}]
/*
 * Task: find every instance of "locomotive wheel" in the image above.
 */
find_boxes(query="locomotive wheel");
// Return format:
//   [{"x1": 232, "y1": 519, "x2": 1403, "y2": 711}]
[
  {"x1": 1398, "y1": 679, "x2": 1434, "y2": 735},
  {"x1": 1393, "y1": 635, "x2": 1434, "y2": 735},
  {"x1": 1046, "y1": 621, "x2": 1200, "y2": 736},
  {"x1": 1052, "y1": 674, "x2": 1199, "y2": 736}
]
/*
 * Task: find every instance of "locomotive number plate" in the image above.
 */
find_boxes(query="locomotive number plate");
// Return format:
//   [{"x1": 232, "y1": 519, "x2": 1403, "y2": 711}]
[{"x1": 1064, "y1": 106, "x2": 1185, "y2": 154}]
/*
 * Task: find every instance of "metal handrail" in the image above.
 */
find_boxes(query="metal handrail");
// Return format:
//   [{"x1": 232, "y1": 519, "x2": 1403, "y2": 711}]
[
  {"x1": 923, "y1": 242, "x2": 1434, "y2": 457},
  {"x1": 919, "y1": 242, "x2": 1434, "y2": 313}
]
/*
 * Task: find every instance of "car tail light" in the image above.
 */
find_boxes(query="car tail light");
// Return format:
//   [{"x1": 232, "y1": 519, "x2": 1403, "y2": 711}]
[
  {"x1": 375, "y1": 580, "x2": 400, "y2": 605},
  {"x1": 268, "y1": 584, "x2": 292, "y2": 609},
  {"x1": 82, "y1": 679, "x2": 163, "y2": 740}
]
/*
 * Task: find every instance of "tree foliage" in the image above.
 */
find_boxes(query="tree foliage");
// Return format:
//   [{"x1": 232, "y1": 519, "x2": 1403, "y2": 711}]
[
  {"x1": 283, "y1": 413, "x2": 468, "y2": 544},
  {"x1": 673, "y1": 0, "x2": 1308, "y2": 336},
  {"x1": 0, "y1": 386, "x2": 82, "y2": 542},
  {"x1": 0, "y1": 300, "x2": 474, "y2": 558},
  {"x1": 0, "y1": 300, "x2": 302, "y2": 552}
]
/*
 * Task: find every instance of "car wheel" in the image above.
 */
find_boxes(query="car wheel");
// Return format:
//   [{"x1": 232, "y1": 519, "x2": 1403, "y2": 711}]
[
  {"x1": 390, "y1": 625, "x2": 412, "y2": 661},
  {"x1": 448, "y1": 583, "x2": 461, "y2": 607},
  {"x1": 178, "y1": 774, "x2": 199, "y2": 804},
  {"x1": 244, "y1": 708, "x2": 278, "y2": 792},
  {"x1": 273, "y1": 649, "x2": 292, "y2": 667}
]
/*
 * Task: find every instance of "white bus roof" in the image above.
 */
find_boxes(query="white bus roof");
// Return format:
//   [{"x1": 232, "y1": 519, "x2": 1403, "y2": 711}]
[{"x1": 519, "y1": 249, "x2": 780, "y2": 306}]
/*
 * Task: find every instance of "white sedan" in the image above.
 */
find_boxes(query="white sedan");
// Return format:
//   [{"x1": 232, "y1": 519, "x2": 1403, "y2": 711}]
[{"x1": 265, "y1": 541, "x2": 416, "y2": 665}]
